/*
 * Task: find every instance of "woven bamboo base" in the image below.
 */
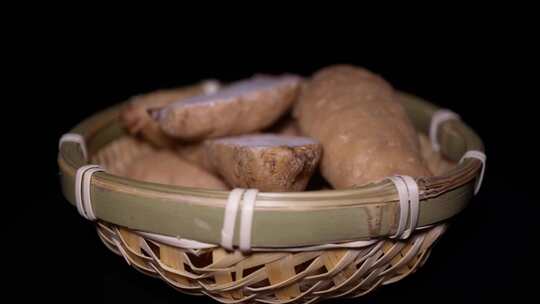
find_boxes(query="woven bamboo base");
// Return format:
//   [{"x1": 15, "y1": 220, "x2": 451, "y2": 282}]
[
  {"x1": 90, "y1": 136, "x2": 452, "y2": 303},
  {"x1": 97, "y1": 221, "x2": 446, "y2": 303}
]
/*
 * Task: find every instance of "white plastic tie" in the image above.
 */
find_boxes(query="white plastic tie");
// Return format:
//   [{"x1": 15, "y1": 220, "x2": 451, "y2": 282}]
[
  {"x1": 59, "y1": 133, "x2": 88, "y2": 161},
  {"x1": 401, "y1": 175, "x2": 420, "y2": 238},
  {"x1": 239, "y1": 189, "x2": 259, "y2": 252},
  {"x1": 220, "y1": 188, "x2": 245, "y2": 251},
  {"x1": 387, "y1": 176, "x2": 408, "y2": 238},
  {"x1": 459, "y1": 150, "x2": 486, "y2": 195},
  {"x1": 429, "y1": 109, "x2": 460, "y2": 152},
  {"x1": 75, "y1": 164, "x2": 104, "y2": 220},
  {"x1": 387, "y1": 175, "x2": 420, "y2": 239}
]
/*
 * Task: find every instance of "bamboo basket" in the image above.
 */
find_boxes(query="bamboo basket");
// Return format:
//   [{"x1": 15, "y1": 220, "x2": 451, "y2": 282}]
[{"x1": 58, "y1": 91, "x2": 485, "y2": 303}]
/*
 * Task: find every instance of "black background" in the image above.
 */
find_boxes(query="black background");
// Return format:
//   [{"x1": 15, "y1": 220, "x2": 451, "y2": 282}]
[{"x1": 8, "y1": 31, "x2": 535, "y2": 303}]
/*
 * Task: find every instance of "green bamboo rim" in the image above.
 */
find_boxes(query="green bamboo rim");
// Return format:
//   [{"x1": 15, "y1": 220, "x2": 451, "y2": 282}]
[{"x1": 58, "y1": 92, "x2": 484, "y2": 248}]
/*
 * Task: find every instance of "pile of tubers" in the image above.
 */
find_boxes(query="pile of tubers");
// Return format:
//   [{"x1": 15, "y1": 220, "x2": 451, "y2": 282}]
[{"x1": 118, "y1": 65, "x2": 439, "y2": 192}]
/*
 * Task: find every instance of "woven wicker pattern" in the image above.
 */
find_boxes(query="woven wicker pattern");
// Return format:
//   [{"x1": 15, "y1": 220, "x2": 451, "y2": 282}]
[
  {"x1": 97, "y1": 222, "x2": 446, "y2": 303},
  {"x1": 90, "y1": 136, "x2": 452, "y2": 303}
]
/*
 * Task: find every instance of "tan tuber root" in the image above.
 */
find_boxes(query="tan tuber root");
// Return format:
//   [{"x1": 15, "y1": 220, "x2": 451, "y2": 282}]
[
  {"x1": 123, "y1": 150, "x2": 228, "y2": 190},
  {"x1": 155, "y1": 75, "x2": 302, "y2": 140},
  {"x1": 119, "y1": 81, "x2": 220, "y2": 148},
  {"x1": 294, "y1": 65, "x2": 431, "y2": 188},
  {"x1": 205, "y1": 134, "x2": 322, "y2": 192},
  {"x1": 175, "y1": 142, "x2": 215, "y2": 173}
]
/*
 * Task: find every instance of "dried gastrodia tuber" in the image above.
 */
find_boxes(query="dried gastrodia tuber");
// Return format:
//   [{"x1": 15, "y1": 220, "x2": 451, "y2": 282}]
[
  {"x1": 123, "y1": 150, "x2": 228, "y2": 190},
  {"x1": 205, "y1": 134, "x2": 322, "y2": 192},
  {"x1": 155, "y1": 75, "x2": 302, "y2": 140},
  {"x1": 294, "y1": 65, "x2": 430, "y2": 188},
  {"x1": 119, "y1": 81, "x2": 220, "y2": 147}
]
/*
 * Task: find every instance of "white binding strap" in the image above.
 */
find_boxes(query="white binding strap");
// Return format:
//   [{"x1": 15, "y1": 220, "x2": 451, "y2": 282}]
[
  {"x1": 387, "y1": 175, "x2": 420, "y2": 239},
  {"x1": 220, "y1": 188, "x2": 246, "y2": 251},
  {"x1": 387, "y1": 176, "x2": 409, "y2": 238},
  {"x1": 239, "y1": 189, "x2": 259, "y2": 252},
  {"x1": 429, "y1": 109, "x2": 460, "y2": 152},
  {"x1": 75, "y1": 164, "x2": 104, "y2": 220},
  {"x1": 59, "y1": 133, "x2": 88, "y2": 161},
  {"x1": 459, "y1": 150, "x2": 486, "y2": 195},
  {"x1": 400, "y1": 175, "x2": 419, "y2": 238}
]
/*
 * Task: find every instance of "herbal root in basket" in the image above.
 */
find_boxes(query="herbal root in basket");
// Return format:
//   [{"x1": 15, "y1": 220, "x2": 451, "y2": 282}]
[
  {"x1": 205, "y1": 134, "x2": 322, "y2": 192},
  {"x1": 119, "y1": 80, "x2": 220, "y2": 148},
  {"x1": 153, "y1": 75, "x2": 302, "y2": 140},
  {"x1": 294, "y1": 65, "x2": 431, "y2": 188},
  {"x1": 119, "y1": 65, "x2": 448, "y2": 192},
  {"x1": 171, "y1": 116, "x2": 302, "y2": 175},
  {"x1": 123, "y1": 149, "x2": 228, "y2": 190}
]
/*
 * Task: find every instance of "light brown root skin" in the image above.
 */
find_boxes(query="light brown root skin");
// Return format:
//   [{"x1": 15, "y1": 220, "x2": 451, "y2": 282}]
[
  {"x1": 157, "y1": 75, "x2": 302, "y2": 140},
  {"x1": 205, "y1": 135, "x2": 322, "y2": 192},
  {"x1": 122, "y1": 150, "x2": 229, "y2": 190},
  {"x1": 119, "y1": 84, "x2": 210, "y2": 148},
  {"x1": 175, "y1": 142, "x2": 216, "y2": 174},
  {"x1": 294, "y1": 65, "x2": 431, "y2": 189}
]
